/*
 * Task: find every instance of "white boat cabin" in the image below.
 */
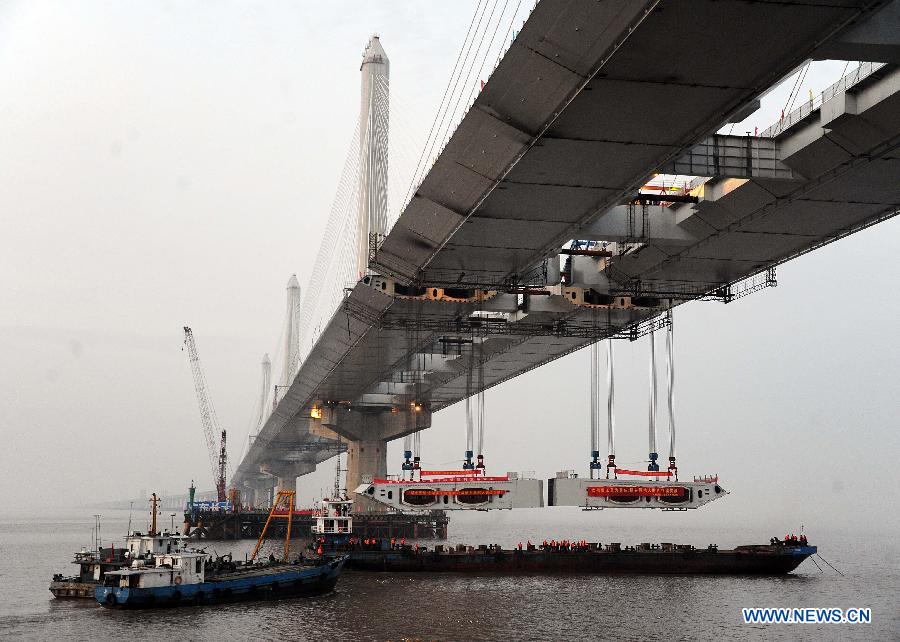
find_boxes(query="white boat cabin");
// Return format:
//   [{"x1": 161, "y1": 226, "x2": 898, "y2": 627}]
[
  {"x1": 103, "y1": 551, "x2": 208, "y2": 589},
  {"x1": 124, "y1": 531, "x2": 188, "y2": 558},
  {"x1": 312, "y1": 497, "x2": 354, "y2": 535}
]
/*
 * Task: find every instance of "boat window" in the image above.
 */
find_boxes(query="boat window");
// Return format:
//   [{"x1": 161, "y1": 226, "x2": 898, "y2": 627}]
[
  {"x1": 196, "y1": 559, "x2": 201, "y2": 573},
  {"x1": 443, "y1": 496, "x2": 448, "y2": 505},
  {"x1": 698, "y1": 490, "x2": 703, "y2": 498},
  {"x1": 387, "y1": 491, "x2": 393, "y2": 499}
]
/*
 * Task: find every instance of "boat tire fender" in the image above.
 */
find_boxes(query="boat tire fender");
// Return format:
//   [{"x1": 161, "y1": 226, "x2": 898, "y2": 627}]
[{"x1": 104, "y1": 593, "x2": 116, "y2": 606}]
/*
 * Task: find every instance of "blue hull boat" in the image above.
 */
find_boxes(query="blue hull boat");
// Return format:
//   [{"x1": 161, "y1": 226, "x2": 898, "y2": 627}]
[{"x1": 96, "y1": 556, "x2": 345, "y2": 609}]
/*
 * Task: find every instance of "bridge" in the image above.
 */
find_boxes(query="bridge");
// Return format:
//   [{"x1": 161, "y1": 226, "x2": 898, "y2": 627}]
[{"x1": 232, "y1": 0, "x2": 900, "y2": 509}]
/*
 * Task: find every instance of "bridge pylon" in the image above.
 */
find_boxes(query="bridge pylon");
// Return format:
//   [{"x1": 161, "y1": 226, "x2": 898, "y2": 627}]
[{"x1": 355, "y1": 34, "x2": 389, "y2": 279}]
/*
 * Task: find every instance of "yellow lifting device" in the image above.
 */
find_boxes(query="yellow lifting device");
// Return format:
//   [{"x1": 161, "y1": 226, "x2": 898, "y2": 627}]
[{"x1": 249, "y1": 490, "x2": 296, "y2": 563}]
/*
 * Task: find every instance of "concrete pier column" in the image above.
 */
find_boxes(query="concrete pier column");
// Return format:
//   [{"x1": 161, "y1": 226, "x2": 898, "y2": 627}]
[
  {"x1": 277, "y1": 475, "x2": 297, "y2": 494},
  {"x1": 315, "y1": 406, "x2": 430, "y2": 512},
  {"x1": 346, "y1": 439, "x2": 387, "y2": 512},
  {"x1": 248, "y1": 484, "x2": 269, "y2": 509}
]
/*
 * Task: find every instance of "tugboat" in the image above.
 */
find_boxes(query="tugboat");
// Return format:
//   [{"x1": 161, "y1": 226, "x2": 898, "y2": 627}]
[
  {"x1": 50, "y1": 510, "x2": 187, "y2": 599},
  {"x1": 96, "y1": 490, "x2": 346, "y2": 609},
  {"x1": 50, "y1": 546, "x2": 129, "y2": 599}
]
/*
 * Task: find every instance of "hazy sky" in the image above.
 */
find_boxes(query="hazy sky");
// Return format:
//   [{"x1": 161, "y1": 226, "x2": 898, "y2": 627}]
[{"x1": 2, "y1": 2, "x2": 898, "y2": 535}]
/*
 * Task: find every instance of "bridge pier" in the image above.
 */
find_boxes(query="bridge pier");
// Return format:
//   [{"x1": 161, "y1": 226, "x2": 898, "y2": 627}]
[
  {"x1": 241, "y1": 481, "x2": 271, "y2": 509},
  {"x1": 346, "y1": 439, "x2": 387, "y2": 512},
  {"x1": 317, "y1": 406, "x2": 429, "y2": 512},
  {"x1": 259, "y1": 461, "x2": 315, "y2": 505}
]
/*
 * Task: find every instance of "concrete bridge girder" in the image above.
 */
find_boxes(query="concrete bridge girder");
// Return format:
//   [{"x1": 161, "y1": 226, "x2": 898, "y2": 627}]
[
  {"x1": 316, "y1": 407, "x2": 431, "y2": 443},
  {"x1": 813, "y1": 0, "x2": 900, "y2": 64}
]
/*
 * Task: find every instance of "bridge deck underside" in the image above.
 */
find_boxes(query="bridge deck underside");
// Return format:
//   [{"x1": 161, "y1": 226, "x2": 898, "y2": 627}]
[
  {"x1": 620, "y1": 70, "x2": 900, "y2": 288},
  {"x1": 235, "y1": 0, "x2": 898, "y2": 485},
  {"x1": 375, "y1": 0, "x2": 885, "y2": 283}
]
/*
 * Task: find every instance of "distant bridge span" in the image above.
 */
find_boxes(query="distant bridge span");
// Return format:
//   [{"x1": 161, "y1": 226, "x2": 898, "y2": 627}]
[{"x1": 234, "y1": 0, "x2": 900, "y2": 506}]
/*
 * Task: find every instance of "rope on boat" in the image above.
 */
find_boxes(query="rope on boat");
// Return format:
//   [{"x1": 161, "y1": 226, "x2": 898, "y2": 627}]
[
  {"x1": 816, "y1": 554, "x2": 845, "y2": 576},
  {"x1": 809, "y1": 555, "x2": 824, "y2": 573}
]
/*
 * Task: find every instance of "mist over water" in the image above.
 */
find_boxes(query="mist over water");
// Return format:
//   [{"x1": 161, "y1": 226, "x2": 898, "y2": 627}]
[
  {"x1": 1, "y1": 510, "x2": 897, "y2": 641},
  {"x1": 1, "y1": 2, "x2": 899, "y2": 639}
]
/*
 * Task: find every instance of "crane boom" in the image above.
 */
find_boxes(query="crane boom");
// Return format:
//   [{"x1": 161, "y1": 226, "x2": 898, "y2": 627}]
[{"x1": 183, "y1": 326, "x2": 227, "y2": 502}]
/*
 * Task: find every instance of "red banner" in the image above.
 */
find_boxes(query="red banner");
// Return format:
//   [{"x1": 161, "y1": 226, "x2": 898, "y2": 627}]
[
  {"x1": 373, "y1": 476, "x2": 509, "y2": 484},
  {"x1": 419, "y1": 470, "x2": 484, "y2": 477},
  {"x1": 405, "y1": 489, "x2": 505, "y2": 497},
  {"x1": 587, "y1": 486, "x2": 685, "y2": 497}
]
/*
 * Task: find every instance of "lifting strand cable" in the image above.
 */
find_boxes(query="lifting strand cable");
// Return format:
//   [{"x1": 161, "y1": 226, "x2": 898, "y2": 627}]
[
  {"x1": 666, "y1": 313, "x2": 677, "y2": 472},
  {"x1": 464, "y1": 342, "x2": 475, "y2": 467},
  {"x1": 412, "y1": 318, "x2": 423, "y2": 468},
  {"x1": 648, "y1": 330, "x2": 658, "y2": 470},
  {"x1": 606, "y1": 339, "x2": 616, "y2": 476},
  {"x1": 590, "y1": 340, "x2": 599, "y2": 462},
  {"x1": 476, "y1": 343, "x2": 485, "y2": 461}
]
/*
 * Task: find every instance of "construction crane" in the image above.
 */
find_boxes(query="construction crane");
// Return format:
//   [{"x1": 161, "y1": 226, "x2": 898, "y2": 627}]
[{"x1": 182, "y1": 326, "x2": 228, "y2": 503}]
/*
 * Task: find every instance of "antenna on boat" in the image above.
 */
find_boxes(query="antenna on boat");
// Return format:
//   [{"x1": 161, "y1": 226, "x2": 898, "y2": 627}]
[
  {"x1": 149, "y1": 493, "x2": 159, "y2": 536},
  {"x1": 127, "y1": 501, "x2": 134, "y2": 537},
  {"x1": 93, "y1": 514, "x2": 102, "y2": 551}
]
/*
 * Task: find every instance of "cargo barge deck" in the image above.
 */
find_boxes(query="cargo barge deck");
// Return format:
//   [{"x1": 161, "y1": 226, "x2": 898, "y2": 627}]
[{"x1": 330, "y1": 540, "x2": 816, "y2": 575}]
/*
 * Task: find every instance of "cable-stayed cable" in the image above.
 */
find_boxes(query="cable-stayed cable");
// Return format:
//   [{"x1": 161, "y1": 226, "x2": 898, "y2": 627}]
[{"x1": 403, "y1": 0, "x2": 489, "y2": 208}]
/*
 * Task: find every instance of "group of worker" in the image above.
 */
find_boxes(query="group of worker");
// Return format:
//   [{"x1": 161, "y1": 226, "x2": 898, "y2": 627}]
[
  {"x1": 358, "y1": 537, "x2": 410, "y2": 550},
  {"x1": 770, "y1": 533, "x2": 808, "y2": 546},
  {"x1": 537, "y1": 539, "x2": 593, "y2": 552},
  {"x1": 311, "y1": 535, "x2": 425, "y2": 555},
  {"x1": 784, "y1": 533, "x2": 808, "y2": 545}
]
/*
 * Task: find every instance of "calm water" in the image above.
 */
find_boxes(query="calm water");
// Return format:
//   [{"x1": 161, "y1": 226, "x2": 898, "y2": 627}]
[{"x1": 1, "y1": 509, "x2": 897, "y2": 641}]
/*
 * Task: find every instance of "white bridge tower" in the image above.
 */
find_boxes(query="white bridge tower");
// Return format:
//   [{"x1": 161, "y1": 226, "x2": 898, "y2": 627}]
[{"x1": 354, "y1": 35, "x2": 390, "y2": 279}]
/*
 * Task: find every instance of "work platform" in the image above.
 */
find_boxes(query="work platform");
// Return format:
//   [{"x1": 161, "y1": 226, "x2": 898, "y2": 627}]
[{"x1": 184, "y1": 508, "x2": 449, "y2": 542}]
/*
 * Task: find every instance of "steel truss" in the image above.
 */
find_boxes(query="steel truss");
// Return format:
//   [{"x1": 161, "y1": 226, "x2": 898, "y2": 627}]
[{"x1": 343, "y1": 297, "x2": 668, "y2": 343}]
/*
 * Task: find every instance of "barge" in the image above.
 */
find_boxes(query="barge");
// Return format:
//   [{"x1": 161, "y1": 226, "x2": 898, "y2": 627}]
[{"x1": 331, "y1": 539, "x2": 815, "y2": 575}]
